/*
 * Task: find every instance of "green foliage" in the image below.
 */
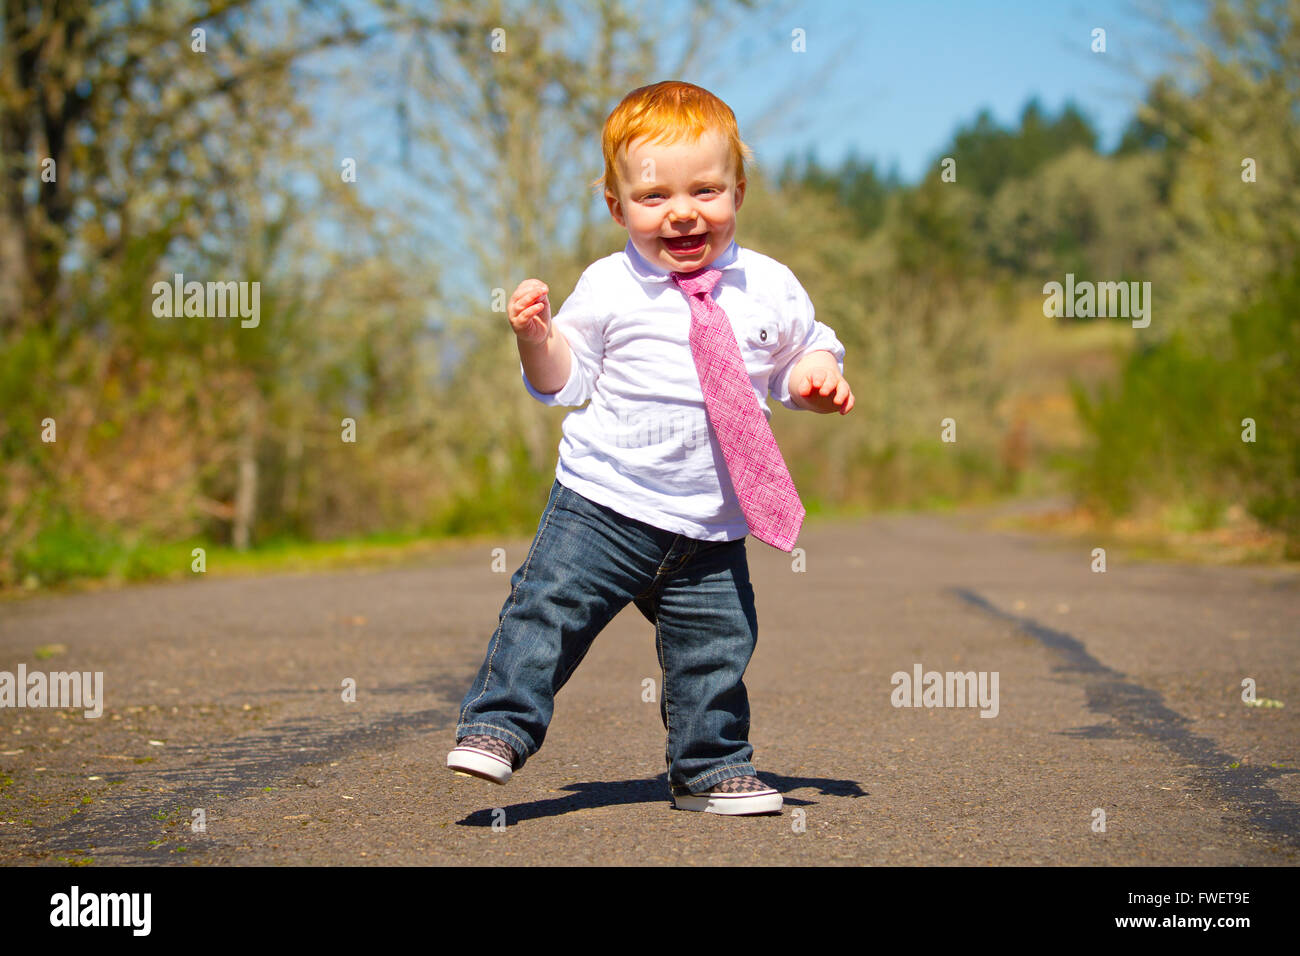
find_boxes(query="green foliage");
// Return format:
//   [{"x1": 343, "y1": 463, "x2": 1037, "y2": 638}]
[
  {"x1": 14, "y1": 513, "x2": 122, "y2": 586},
  {"x1": 1114, "y1": 76, "x2": 1191, "y2": 206},
  {"x1": 777, "y1": 150, "x2": 901, "y2": 237},
  {"x1": 1229, "y1": 265, "x2": 1300, "y2": 552},
  {"x1": 1070, "y1": 339, "x2": 1224, "y2": 513},
  {"x1": 983, "y1": 149, "x2": 1172, "y2": 282},
  {"x1": 1071, "y1": 260, "x2": 1300, "y2": 554},
  {"x1": 888, "y1": 178, "x2": 983, "y2": 281},
  {"x1": 941, "y1": 98, "x2": 1099, "y2": 198},
  {"x1": 427, "y1": 440, "x2": 553, "y2": 538},
  {"x1": 14, "y1": 512, "x2": 191, "y2": 587}
]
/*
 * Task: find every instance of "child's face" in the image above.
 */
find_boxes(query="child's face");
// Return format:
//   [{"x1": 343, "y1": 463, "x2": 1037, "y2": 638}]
[{"x1": 605, "y1": 129, "x2": 745, "y2": 274}]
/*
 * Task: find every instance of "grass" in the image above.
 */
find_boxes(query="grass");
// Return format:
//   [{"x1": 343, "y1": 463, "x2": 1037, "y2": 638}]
[
  {"x1": 2, "y1": 525, "x2": 506, "y2": 603},
  {"x1": 988, "y1": 497, "x2": 1294, "y2": 567},
  {"x1": 7, "y1": 464, "x2": 1293, "y2": 607}
]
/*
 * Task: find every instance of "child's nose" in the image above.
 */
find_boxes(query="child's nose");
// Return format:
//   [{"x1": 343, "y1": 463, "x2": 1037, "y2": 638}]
[{"x1": 667, "y1": 201, "x2": 695, "y2": 222}]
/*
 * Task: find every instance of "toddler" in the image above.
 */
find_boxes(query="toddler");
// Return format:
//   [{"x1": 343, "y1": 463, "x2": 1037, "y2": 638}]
[{"x1": 447, "y1": 80, "x2": 854, "y2": 814}]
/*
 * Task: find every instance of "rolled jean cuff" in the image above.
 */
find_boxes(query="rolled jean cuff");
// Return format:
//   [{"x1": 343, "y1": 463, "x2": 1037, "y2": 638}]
[
  {"x1": 455, "y1": 722, "x2": 529, "y2": 764},
  {"x1": 675, "y1": 761, "x2": 759, "y2": 796}
]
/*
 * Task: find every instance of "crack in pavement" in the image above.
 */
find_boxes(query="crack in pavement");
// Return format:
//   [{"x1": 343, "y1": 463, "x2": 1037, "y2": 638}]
[
  {"x1": 27, "y1": 674, "x2": 467, "y2": 863},
  {"x1": 950, "y1": 587, "x2": 1300, "y2": 851}
]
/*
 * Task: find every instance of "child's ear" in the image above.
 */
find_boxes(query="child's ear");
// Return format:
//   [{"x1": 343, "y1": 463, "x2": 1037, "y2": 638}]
[
  {"x1": 734, "y1": 179, "x2": 746, "y2": 212},
  {"x1": 604, "y1": 188, "x2": 626, "y2": 227}
]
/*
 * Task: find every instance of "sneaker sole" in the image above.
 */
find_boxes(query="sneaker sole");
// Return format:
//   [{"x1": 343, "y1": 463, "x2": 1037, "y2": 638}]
[
  {"x1": 673, "y1": 789, "x2": 782, "y2": 815},
  {"x1": 447, "y1": 746, "x2": 512, "y2": 784}
]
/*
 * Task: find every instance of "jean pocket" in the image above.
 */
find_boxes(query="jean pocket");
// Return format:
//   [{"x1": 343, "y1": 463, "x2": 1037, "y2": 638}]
[{"x1": 555, "y1": 482, "x2": 598, "y2": 518}]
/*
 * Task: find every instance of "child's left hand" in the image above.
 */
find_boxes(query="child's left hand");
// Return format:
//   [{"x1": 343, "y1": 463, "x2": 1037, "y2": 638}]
[{"x1": 792, "y1": 362, "x2": 855, "y2": 415}]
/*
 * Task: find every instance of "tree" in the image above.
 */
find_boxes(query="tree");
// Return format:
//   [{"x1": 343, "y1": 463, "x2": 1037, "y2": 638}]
[
  {"x1": 0, "y1": 0, "x2": 431, "y2": 571},
  {"x1": 940, "y1": 98, "x2": 1100, "y2": 199}
]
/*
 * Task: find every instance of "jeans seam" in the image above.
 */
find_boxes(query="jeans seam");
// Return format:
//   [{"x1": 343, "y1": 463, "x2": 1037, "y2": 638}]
[
  {"x1": 655, "y1": 604, "x2": 671, "y2": 769},
  {"x1": 652, "y1": 535, "x2": 685, "y2": 578},
  {"x1": 459, "y1": 483, "x2": 564, "y2": 727}
]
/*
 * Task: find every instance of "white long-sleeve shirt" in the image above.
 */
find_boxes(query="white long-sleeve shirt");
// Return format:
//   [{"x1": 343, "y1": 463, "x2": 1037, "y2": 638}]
[{"x1": 521, "y1": 239, "x2": 845, "y2": 542}]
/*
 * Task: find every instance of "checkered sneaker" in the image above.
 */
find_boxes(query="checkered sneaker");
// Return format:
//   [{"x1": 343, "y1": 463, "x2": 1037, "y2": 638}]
[
  {"x1": 709, "y1": 774, "x2": 774, "y2": 794},
  {"x1": 673, "y1": 771, "x2": 782, "y2": 814},
  {"x1": 456, "y1": 734, "x2": 516, "y2": 768}
]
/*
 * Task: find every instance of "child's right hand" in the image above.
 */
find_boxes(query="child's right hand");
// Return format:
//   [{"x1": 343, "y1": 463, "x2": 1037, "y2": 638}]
[{"x1": 508, "y1": 279, "x2": 551, "y2": 345}]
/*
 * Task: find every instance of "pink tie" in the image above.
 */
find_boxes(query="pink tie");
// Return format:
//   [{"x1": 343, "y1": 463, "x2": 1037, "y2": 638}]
[{"x1": 671, "y1": 267, "x2": 805, "y2": 552}]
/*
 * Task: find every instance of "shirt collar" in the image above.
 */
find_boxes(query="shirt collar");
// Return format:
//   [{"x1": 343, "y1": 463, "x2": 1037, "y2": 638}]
[{"x1": 622, "y1": 238, "x2": 742, "y2": 283}]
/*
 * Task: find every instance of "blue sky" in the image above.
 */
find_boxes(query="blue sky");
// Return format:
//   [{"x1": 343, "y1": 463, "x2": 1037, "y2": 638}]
[
  {"x1": 698, "y1": 0, "x2": 1193, "y2": 181},
  {"x1": 308, "y1": 0, "x2": 1199, "y2": 185},
  {"x1": 291, "y1": 0, "x2": 1203, "y2": 310}
]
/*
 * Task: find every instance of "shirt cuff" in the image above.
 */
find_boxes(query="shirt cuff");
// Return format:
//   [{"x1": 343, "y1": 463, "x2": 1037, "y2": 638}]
[{"x1": 521, "y1": 353, "x2": 583, "y2": 406}]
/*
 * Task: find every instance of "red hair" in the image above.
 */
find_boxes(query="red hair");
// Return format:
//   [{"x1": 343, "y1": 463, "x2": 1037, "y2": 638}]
[{"x1": 593, "y1": 81, "x2": 754, "y2": 197}]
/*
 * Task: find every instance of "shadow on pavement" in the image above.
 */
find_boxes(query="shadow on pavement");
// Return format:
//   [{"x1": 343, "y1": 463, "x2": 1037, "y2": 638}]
[{"x1": 455, "y1": 773, "x2": 867, "y2": 824}]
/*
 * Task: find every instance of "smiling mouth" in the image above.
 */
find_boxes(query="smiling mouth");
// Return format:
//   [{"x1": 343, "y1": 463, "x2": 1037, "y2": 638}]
[{"x1": 662, "y1": 234, "x2": 708, "y2": 255}]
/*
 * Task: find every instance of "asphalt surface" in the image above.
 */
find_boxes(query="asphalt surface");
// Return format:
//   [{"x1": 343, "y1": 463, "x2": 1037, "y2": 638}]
[{"x1": 1, "y1": 504, "x2": 1297, "y2": 866}]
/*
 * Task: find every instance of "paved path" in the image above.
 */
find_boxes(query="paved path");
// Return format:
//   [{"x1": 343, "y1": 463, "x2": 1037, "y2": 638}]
[{"x1": 1, "y1": 506, "x2": 1297, "y2": 865}]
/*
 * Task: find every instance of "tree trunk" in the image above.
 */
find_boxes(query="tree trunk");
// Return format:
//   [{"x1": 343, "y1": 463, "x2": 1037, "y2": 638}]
[{"x1": 232, "y1": 392, "x2": 260, "y2": 550}]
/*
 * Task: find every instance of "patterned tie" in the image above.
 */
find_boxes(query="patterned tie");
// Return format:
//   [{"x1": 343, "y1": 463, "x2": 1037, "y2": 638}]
[{"x1": 670, "y1": 267, "x2": 805, "y2": 552}]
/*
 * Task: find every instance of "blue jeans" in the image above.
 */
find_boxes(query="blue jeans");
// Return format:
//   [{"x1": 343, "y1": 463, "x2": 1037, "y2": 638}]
[{"x1": 456, "y1": 478, "x2": 761, "y2": 796}]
